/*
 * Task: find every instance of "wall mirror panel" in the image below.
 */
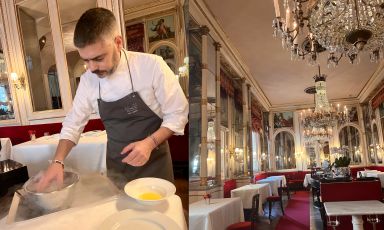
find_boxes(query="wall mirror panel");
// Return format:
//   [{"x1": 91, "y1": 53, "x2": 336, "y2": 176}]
[
  {"x1": 0, "y1": 47, "x2": 15, "y2": 120},
  {"x1": 57, "y1": 0, "x2": 97, "y2": 98},
  {"x1": 338, "y1": 125, "x2": 362, "y2": 164},
  {"x1": 372, "y1": 123, "x2": 383, "y2": 164},
  {"x1": 275, "y1": 131, "x2": 295, "y2": 170},
  {"x1": 16, "y1": 0, "x2": 62, "y2": 111}
]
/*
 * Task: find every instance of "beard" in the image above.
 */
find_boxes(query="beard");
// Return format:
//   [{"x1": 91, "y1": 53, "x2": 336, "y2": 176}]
[{"x1": 92, "y1": 50, "x2": 120, "y2": 78}]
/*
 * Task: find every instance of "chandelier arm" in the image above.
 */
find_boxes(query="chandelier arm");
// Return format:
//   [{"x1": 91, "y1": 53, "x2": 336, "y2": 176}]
[
  {"x1": 353, "y1": 0, "x2": 361, "y2": 28},
  {"x1": 360, "y1": 0, "x2": 381, "y2": 7},
  {"x1": 273, "y1": 0, "x2": 384, "y2": 66},
  {"x1": 336, "y1": 53, "x2": 343, "y2": 62},
  {"x1": 295, "y1": 0, "x2": 310, "y2": 4}
]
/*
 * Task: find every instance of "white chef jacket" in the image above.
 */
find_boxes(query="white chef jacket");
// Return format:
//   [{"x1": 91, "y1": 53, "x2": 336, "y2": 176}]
[{"x1": 60, "y1": 49, "x2": 188, "y2": 144}]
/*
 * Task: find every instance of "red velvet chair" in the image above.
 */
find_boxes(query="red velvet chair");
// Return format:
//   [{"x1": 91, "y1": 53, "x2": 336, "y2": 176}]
[
  {"x1": 265, "y1": 181, "x2": 284, "y2": 222},
  {"x1": 281, "y1": 179, "x2": 291, "y2": 200},
  {"x1": 226, "y1": 194, "x2": 260, "y2": 230},
  {"x1": 223, "y1": 179, "x2": 237, "y2": 198}
]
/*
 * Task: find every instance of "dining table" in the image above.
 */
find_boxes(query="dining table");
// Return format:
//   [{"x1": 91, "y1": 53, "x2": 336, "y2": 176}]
[
  {"x1": 11, "y1": 131, "x2": 107, "y2": 177},
  {"x1": 0, "y1": 173, "x2": 187, "y2": 230},
  {"x1": 324, "y1": 200, "x2": 384, "y2": 230},
  {"x1": 256, "y1": 175, "x2": 286, "y2": 195},
  {"x1": 357, "y1": 170, "x2": 384, "y2": 188},
  {"x1": 230, "y1": 183, "x2": 271, "y2": 215},
  {"x1": 189, "y1": 197, "x2": 244, "y2": 230}
]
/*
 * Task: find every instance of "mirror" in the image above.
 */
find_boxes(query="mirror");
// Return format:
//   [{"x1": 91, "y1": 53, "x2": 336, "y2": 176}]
[
  {"x1": 57, "y1": 0, "x2": 97, "y2": 97},
  {"x1": 372, "y1": 123, "x2": 382, "y2": 164},
  {"x1": 0, "y1": 48, "x2": 15, "y2": 120},
  {"x1": 16, "y1": 0, "x2": 62, "y2": 111},
  {"x1": 338, "y1": 125, "x2": 361, "y2": 164},
  {"x1": 188, "y1": 31, "x2": 202, "y2": 177},
  {"x1": 275, "y1": 131, "x2": 295, "y2": 170}
]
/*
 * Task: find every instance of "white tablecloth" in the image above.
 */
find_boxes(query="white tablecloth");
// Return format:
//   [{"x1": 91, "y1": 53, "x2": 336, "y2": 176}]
[
  {"x1": 356, "y1": 170, "x2": 380, "y2": 178},
  {"x1": 0, "y1": 138, "x2": 12, "y2": 161},
  {"x1": 189, "y1": 198, "x2": 244, "y2": 230},
  {"x1": 11, "y1": 131, "x2": 107, "y2": 176},
  {"x1": 230, "y1": 183, "x2": 271, "y2": 215},
  {"x1": 256, "y1": 175, "x2": 286, "y2": 195},
  {"x1": 303, "y1": 173, "x2": 312, "y2": 187},
  {"x1": 2, "y1": 194, "x2": 186, "y2": 230},
  {"x1": 357, "y1": 170, "x2": 384, "y2": 188}
]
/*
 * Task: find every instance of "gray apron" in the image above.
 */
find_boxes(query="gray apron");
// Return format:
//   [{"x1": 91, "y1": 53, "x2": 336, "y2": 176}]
[{"x1": 97, "y1": 51, "x2": 174, "y2": 188}]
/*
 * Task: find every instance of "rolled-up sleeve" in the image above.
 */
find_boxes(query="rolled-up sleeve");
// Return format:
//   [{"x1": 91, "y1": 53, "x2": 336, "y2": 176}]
[
  {"x1": 153, "y1": 56, "x2": 188, "y2": 135},
  {"x1": 60, "y1": 75, "x2": 94, "y2": 144}
]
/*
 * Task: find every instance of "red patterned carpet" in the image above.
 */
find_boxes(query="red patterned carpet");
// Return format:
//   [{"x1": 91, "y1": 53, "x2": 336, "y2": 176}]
[{"x1": 275, "y1": 191, "x2": 310, "y2": 230}]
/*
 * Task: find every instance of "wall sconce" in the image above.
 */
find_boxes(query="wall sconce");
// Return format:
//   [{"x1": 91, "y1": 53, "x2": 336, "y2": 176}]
[
  {"x1": 178, "y1": 57, "x2": 189, "y2": 78},
  {"x1": 10, "y1": 72, "x2": 25, "y2": 89},
  {"x1": 261, "y1": 152, "x2": 267, "y2": 161}
]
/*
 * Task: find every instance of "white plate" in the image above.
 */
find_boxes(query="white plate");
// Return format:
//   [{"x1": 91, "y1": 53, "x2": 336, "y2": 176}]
[
  {"x1": 99, "y1": 209, "x2": 180, "y2": 230},
  {"x1": 124, "y1": 177, "x2": 176, "y2": 205}
]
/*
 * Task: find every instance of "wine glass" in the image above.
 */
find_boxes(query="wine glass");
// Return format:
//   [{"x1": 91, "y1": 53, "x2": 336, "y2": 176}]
[
  {"x1": 367, "y1": 214, "x2": 380, "y2": 230},
  {"x1": 327, "y1": 216, "x2": 340, "y2": 230}
]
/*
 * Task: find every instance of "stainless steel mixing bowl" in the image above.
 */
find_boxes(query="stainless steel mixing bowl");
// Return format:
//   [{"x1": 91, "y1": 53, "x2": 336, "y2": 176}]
[{"x1": 23, "y1": 171, "x2": 79, "y2": 210}]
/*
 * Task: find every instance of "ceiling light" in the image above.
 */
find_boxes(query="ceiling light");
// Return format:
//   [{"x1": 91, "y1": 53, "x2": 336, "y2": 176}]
[{"x1": 272, "y1": 0, "x2": 384, "y2": 67}]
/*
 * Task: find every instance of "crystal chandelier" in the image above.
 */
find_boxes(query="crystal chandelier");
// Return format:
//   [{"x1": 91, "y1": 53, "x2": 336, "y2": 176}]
[
  {"x1": 272, "y1": 0, "x2": 384, "y2": 67},
  {"x1": 301, "y1": 66, "x2": 349, "y2": 143}
]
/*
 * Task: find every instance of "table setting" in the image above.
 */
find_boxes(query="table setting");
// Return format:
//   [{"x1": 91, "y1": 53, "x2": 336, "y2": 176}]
[{"x1": 1, "y1": 173, "x2": 187, "y2": 230}]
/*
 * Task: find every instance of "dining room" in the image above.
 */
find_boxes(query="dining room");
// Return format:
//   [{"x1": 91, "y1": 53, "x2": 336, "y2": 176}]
[{"x1": 187, "y1": 0, "x2": 384, "y2": 229}]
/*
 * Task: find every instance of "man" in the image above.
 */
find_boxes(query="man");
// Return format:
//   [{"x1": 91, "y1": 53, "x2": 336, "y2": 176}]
[{"x1": 37, "y1": 8, "x2": 188, "y2": 190}]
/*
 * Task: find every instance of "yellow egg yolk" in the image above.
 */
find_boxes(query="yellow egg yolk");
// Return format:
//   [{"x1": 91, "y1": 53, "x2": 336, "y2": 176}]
[{"x1": 139, "y1": 192, "x2": 162, "y2": 200}]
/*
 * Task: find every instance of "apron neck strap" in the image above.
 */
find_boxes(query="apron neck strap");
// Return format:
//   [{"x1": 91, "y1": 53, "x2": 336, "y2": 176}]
[{"x1": 123, "y1": 50, "x2": 134, "y2": 91}]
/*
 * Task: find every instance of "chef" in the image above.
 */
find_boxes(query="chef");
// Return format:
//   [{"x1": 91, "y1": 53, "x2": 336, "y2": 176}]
[{"x1": 37, "y1": 8, "x2": 188, "y2": 190}]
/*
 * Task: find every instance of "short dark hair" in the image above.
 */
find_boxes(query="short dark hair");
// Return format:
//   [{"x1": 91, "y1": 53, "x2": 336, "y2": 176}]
[{"x1": 74, "y1": 8, "x2": 117, "y2": 48}]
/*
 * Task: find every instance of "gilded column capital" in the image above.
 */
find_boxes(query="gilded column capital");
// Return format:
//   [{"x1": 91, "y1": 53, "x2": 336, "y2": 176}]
[
  {"x1": 214, "y1": 42, "x2": 221, "y2": 51},
  {"x1": 200, "y1": 25, "x2": 210, "y2": 35}
]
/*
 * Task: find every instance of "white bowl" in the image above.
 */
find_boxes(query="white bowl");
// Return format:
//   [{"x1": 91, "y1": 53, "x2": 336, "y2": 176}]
[{"x1": 124, "y1": 177, "x2": 176, "y2": 205}]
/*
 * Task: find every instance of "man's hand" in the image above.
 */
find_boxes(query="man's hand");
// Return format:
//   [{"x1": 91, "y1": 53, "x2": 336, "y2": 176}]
[
  {"x1": 120, "y1": 137, "x2": 155, "y2": 167},
  {"x1": 36, "y1": 163, "x2": 64, "y2": 192}
]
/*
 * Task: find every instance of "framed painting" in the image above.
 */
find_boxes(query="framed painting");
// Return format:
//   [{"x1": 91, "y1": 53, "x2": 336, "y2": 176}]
[
  {"x1": 126, "y1": 23, "x2": 145, "y2": 52},
  {"x1": 147, "y1": 14, "x2": 175, "y2": 44},
  {"x1": 274, "y1": 112, "x2": 293, "y2": 128},
  {"x1": 152, "y1": 45, "x2": 176, "y2": 73},
  {"x1": 348, "y1": 106, "x2": 358, "y2": 122}
]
